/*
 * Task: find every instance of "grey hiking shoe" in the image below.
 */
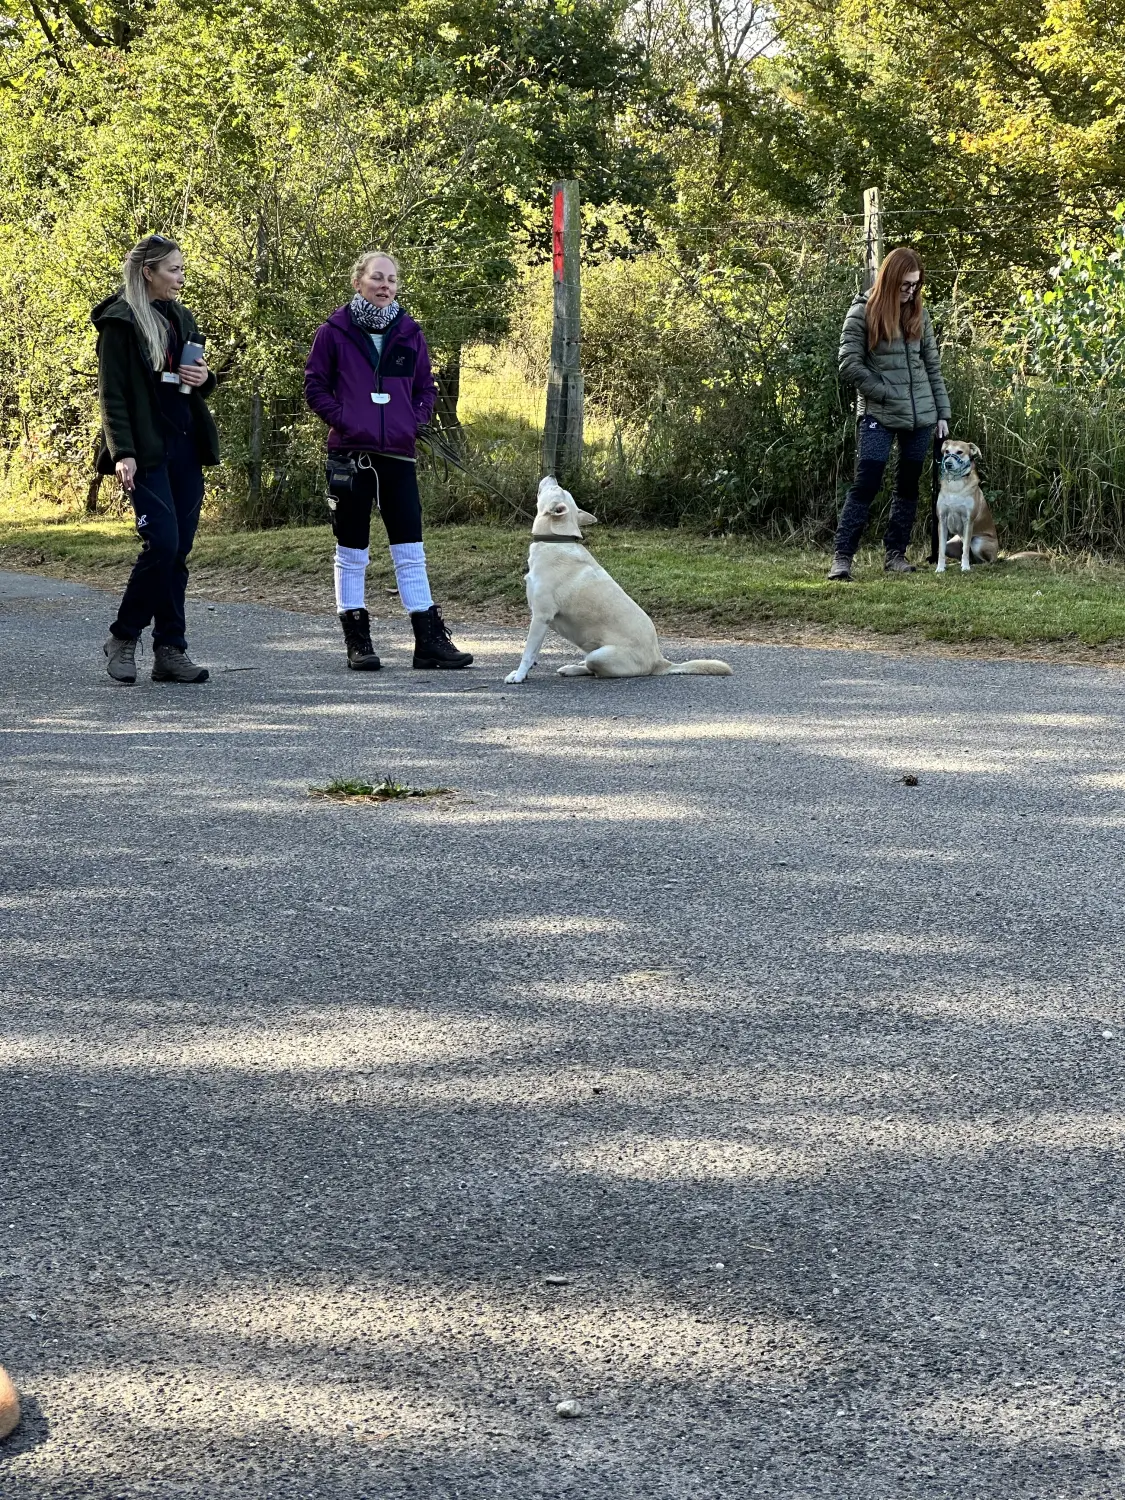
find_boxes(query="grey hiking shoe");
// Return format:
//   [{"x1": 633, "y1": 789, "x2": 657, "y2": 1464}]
[
  {"x1": 152, "y1": 645, "x2": 209, "y2": 684},
  {"x1": 104, "y1": 633, "x2": 138, "y2": 684},
  {"x1": 827, "y1": 553, "x2": 853, "y2": 582},
  {"x1": 884, "y1": 552, "x2": 916, "y2": 574}
]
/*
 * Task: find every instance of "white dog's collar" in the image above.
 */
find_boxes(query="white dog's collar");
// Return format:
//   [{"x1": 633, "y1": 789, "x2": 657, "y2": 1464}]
[{"x1": 530, "y1": 534, "x2": 585, "y2": 544}]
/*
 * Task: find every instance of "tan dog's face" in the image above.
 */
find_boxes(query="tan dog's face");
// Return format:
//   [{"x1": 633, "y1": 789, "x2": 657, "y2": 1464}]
[
  {"x1": 940, "y1": 439, "x2": 980, "y2": 480},
  {"x1": 535, "y1": 476, "x2": 597, "y2": 533}
]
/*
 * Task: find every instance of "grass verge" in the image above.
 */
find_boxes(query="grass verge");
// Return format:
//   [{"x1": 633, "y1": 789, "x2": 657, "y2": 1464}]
[{"x1": 4, "y1": 514, "x2": 1125, "y2": 655}]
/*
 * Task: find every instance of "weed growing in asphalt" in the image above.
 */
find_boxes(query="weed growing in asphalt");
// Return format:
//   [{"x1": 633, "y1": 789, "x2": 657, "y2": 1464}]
[{"x1": 309, "y1": 777, "x2": 453, "y2": 803}]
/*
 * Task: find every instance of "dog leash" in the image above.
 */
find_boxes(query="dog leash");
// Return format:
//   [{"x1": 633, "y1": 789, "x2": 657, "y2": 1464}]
[
  {"x1": 417, "y1": 429, "x2": 534, "y2": 520},
  {"x1": 928, "y1": 430, "x2": 942, "y2": 565}
]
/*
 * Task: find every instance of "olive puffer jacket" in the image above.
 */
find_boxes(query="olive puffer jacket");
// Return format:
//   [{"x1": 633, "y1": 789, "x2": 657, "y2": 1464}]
[{"x1": 838, "y1": 292, "x2": 950, "y2": 431}]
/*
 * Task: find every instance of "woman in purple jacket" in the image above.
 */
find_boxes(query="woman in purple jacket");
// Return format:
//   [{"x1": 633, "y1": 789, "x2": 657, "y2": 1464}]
[{"x1": 304, "y1": 252, "x2": 471, "y2": 670}]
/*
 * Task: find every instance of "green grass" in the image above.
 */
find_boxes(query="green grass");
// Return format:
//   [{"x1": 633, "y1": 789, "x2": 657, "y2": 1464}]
[{"x1": 4, "y1": 511, "x2": 1125, "y2": 649}]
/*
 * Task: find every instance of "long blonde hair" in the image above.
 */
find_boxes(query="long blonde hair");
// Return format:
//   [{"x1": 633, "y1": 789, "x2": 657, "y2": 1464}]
[
  {"x1": 122, "y1": 235, "x2": 180, "y2": 369},
  {"x1": 866, "y1": 246, "x2": 925, "y2": 349}
]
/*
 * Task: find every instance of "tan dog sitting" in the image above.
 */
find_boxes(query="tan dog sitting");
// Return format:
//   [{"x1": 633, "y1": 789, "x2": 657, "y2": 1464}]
[{"x1": 936, "y1": 440, "x2": 998, "y2": 573}]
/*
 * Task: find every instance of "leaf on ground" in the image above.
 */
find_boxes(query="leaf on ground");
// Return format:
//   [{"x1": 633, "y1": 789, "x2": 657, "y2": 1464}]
[{"x1": 309, "y1": 777, "x2": 453, "y2": 803}]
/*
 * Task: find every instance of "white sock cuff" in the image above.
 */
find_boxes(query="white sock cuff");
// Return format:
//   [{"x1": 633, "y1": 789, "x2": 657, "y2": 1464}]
[
  {"x1": 335, "y1": 544, "x2": 370, "y2": 567},
  {"x1": 389, "y1": 542, "x2": 434, "y2": 614},
  {"x1": 334, "y1": 544, "x2": 370, "y2": 612}
]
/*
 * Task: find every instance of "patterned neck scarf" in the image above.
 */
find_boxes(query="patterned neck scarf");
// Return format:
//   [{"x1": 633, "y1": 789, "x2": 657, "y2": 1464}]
[{"x1": 349, "y1": 293, "x2": 402, "y2": 333}]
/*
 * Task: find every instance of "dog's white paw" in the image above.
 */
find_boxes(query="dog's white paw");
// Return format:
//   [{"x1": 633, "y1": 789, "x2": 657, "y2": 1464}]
[{"x1": 504, "y1": 670, "x2": 525, "y2": 685}]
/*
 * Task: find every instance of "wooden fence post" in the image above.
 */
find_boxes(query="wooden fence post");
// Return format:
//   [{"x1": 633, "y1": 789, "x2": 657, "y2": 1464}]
[
  {"x1": 541, "y1": 179, "x2": 584, "y2": 483},
  {"x1": 863, "y1": 187, "x2": 883, "y2": 290},
  {"x1": 248, "y1": 212, "x2": 268, "y2": 513}
]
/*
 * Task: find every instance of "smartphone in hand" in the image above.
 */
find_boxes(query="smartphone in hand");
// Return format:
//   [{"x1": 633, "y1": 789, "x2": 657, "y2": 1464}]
[{"x1": 179, "y1": 338, "x2": 206, "y2": 394}]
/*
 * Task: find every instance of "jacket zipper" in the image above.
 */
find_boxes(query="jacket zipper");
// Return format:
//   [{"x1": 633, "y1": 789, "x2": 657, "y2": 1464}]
[
  {"x1": 905, "y1": 332, "x2": 918, "y2": 429},
  {"x1": 375, "y1": 325, "x2": 408, "y2": 451}
]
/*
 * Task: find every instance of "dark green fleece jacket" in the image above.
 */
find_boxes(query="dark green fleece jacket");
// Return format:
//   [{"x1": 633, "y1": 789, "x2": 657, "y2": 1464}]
[
  {"x1": 838, "y1": 291, "x2": 951, "y2": 430},
  {"x1": 92, "y1": 293, "x2": 220, "y2": 473}
]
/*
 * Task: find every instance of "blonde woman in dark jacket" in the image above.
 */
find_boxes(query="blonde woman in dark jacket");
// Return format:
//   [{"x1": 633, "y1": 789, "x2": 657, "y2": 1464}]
[
  {"x1": 95, "y1": 235, "x2": 219, "y2": 682},
  {"x1": 829, "y1": 246, "x2": 950, "y2": 580}
]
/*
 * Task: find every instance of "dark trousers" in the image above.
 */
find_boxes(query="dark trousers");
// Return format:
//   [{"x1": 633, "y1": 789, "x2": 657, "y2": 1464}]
[
  {"x1": 835, "y1": 419, "x2": 933, "y2": 559},
  {"x1": 329, "y1": 452, "x2": 423, "y2": 548},
  {"x1": 111, "y1": 431, "x2": 204, "y2": 651}
]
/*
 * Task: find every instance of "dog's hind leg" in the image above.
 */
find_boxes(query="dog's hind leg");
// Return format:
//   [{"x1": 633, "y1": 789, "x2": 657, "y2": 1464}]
[
  {"x1": 582, "y1": 645, "x2": 647, "y2": 678},
  {"x1": 557, "y1": 661, "x2": 594, "y2": 676},
  {"x1": 970, "y1": 533, "x2": 997, "y2": 564},
  {"x1": 505, "y1": 616, "x2": 552, "y2": 684}
]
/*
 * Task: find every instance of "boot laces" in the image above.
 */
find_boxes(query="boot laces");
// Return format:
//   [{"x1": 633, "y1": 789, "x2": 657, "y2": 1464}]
[
  {"x1": 345, "y1": 612, "x2": 374, "y2": 654},
  {"x1": 430, "y1": 605, "x2": 453, "y2": 643}
]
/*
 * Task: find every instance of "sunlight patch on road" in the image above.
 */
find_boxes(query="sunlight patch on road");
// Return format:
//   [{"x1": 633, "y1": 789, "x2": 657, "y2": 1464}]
[
  {"x1": 161, "y1": 1280, "x2": 827, "y2": 1387},
  {"x1": 0, "y1": 1006, "x2": 543, "y2": 1073},
  {"x1": 565, "y1": 1110, "x2": 1125, "y2": 1182},
  {"x1": 462, "y1": 915, "x2": 630, "y2": 938}
]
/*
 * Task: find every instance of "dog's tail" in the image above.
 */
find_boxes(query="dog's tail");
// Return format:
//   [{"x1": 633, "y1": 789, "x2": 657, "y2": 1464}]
[{"x1": 656, "y1": 658, "x2": 733, "y2": 676}]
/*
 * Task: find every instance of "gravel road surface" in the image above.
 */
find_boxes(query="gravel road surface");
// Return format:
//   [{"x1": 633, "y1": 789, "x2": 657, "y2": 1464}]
[{"x1": 1, "y1": 571, "x2": 1122, "y2": 1499}]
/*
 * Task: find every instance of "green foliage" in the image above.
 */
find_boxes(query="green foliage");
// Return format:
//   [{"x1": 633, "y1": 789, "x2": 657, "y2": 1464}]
[
  {"x1": 3, "y1": 0, "x2": 1125, "y2": 552},
  {"x1": 574, "y1": 224, "x2": 858, "y2": 529},
  {"x1": 1002, "y1": 208, "x2": 1125, "y2": 386},
  {"x1": 0, "y1": 0, "x2": 655, "y2": 519}
]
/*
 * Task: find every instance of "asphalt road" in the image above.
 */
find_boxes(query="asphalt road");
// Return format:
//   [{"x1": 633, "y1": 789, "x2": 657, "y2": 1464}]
[{"x1": 1, "y1": 571, "x2": 1122, "y2": 1499}]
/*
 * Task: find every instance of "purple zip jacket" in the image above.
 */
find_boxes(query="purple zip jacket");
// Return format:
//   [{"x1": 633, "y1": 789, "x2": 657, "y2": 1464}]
[{"x1": 304, "y1": 305, "x2": 436, "y2": 458}]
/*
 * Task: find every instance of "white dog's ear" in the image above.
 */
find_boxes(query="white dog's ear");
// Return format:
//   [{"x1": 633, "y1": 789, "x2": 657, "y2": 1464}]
[
  {"x1": 969, "y1": 443, "x2": 981, "y2": 459},
  {"x1": 550, "y1": 501, "x2": 569, "y2": 517},
  {"x1": 576, "y1": 508, "x2": 598, "y2": 525}
]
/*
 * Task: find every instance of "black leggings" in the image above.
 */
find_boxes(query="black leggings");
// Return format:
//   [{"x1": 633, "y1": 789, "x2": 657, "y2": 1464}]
[{"x1": 329, "y1": 452, "x2": 422, "y2": 548}]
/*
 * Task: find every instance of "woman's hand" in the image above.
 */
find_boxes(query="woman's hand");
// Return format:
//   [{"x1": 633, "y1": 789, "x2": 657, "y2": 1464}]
[
  {"x1": 936, "y1": 419, "x2": 949, "y2": 441},
  {"x1": 115, "y1": 457, "x2": 137, "y2": 492},
  {"x1": 177, "y1": 358, "x2": 209, "y2": 388}
]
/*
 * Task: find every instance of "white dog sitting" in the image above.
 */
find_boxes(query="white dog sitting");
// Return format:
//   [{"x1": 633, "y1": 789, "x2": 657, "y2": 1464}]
[{"x1": 504, "y1": 477, "x2": 733, "y2": 684}]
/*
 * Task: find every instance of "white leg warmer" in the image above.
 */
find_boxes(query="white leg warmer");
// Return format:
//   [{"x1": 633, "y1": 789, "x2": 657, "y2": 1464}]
[
  {"x1": 334, "y1": 545, "x2": 369, "y2": 612},
  {"x1": 389, "y1": 541, "x2": 434, "y2": 614}
]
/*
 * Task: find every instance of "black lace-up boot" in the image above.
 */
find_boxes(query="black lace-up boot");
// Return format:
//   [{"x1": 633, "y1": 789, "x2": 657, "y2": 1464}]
[
  {"x1": 338, "y1": 608, "x2": 382, "y2": 671},
  {"x1": 410, "y1": 605, "x2": 472, "y2": 670}
]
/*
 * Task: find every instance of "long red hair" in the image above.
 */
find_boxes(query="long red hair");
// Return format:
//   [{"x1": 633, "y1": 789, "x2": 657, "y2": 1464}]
[{"x1": 866, "y1": 246, "x2": 924, "y2": 348}]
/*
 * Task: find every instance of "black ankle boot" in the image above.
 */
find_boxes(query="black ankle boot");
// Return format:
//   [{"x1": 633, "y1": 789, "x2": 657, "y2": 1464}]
[
  {"x1": 338, "y1": 608, "x2": 382, "y2": 670},
  {"x1": 410, "y1": 605, "x2": 473, "y2": 670}
]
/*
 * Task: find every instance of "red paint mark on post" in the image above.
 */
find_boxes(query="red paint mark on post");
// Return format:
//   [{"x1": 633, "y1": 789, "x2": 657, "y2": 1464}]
[{"x1": 552, "y1": 189, "x2": 565, "y2": 281}]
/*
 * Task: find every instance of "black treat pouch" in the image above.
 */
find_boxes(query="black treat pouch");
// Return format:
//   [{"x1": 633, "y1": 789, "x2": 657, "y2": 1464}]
[{"x1": 325, "y1": 454, "x2": 357, "y2": 496}]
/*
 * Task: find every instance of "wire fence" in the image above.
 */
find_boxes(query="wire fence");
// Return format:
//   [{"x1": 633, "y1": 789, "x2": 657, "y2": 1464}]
[{"x1": 80, "y1": 196, "x2": 1125, "y2": 550}]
